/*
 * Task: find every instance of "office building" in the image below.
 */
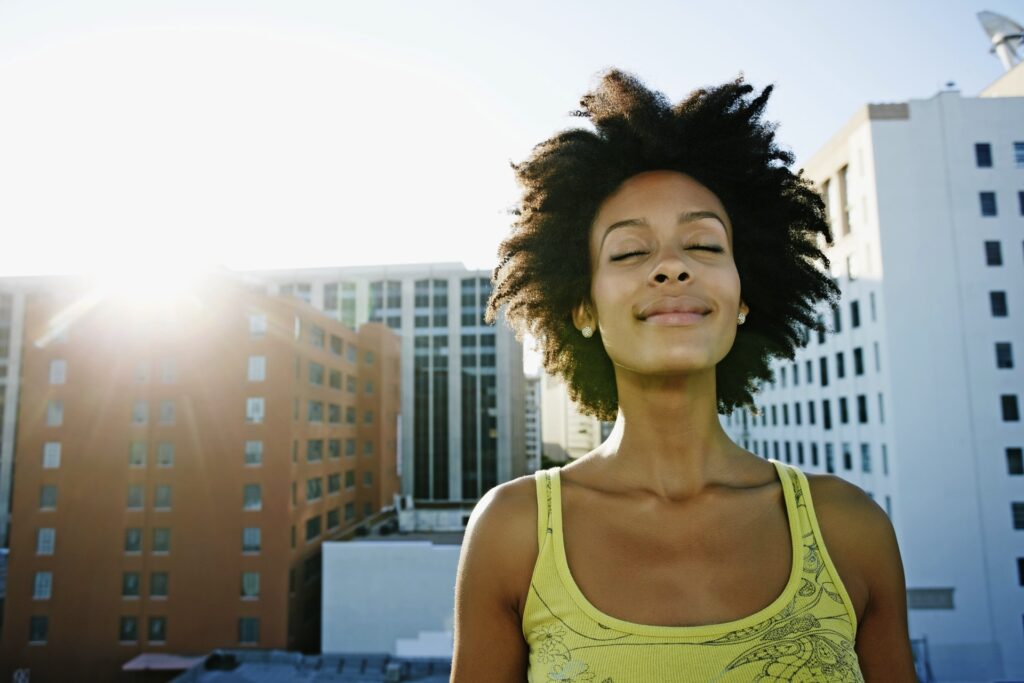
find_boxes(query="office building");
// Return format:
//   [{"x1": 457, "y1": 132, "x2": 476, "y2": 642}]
[
  {"x1": 723, "y1": 63, "x2": 1024, "y2": 680},
  {"x1": 247, "y1": 263, "x2": 525, "y2": 507},
  {"x1": 0, "y1": 272, "x2": 400, "y2": 682}
]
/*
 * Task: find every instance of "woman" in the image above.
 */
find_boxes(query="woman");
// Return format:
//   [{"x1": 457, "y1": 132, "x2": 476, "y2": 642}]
[{"x1": 452, "y1": 70, "x2": 915, "y2": 682}]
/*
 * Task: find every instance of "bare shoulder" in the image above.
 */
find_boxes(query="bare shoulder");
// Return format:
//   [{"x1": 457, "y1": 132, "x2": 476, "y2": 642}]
[
  {"x1": 803, "y1": 471, "x2": 901, "y2": 622},
  {"x1": 462, "y1": 474, "x2": 541, "y2": 613}
]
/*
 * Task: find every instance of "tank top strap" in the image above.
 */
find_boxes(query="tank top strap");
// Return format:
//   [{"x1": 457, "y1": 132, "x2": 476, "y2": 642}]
[{"x1": 532, "y1": 466, "x2": 556, "y2": 551}]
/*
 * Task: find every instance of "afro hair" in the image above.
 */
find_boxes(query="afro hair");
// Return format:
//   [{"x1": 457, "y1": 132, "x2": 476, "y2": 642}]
[{"x1": 485, "y1": 69, "x2": 841, "y2": 421}]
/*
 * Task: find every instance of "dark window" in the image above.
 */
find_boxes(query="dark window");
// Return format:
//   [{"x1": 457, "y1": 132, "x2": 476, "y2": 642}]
[
  {"x1": 808, "y1": 400, "x2": 816, "y2": 425},
  {"x1": 119, "y1": 616, "x2": 138, "y2": 642},
  {"x1": 771, "y1": 405, "x2": 777, "y2": 426},
  {"x1": 857, "y1": 394, "x2": 868, "y2": 423},
  {"x1": 1018, "y1": 190, "x2": 1024, "y2": 215},
  {"x1": 819, "y1": 357, "x2": 829, "y2": 387},
  {"x1": 1018, "y1": 557, "x2": 1024, "y2": 586},
  {"x1": 822, "y1": 399, "x2": 832, "y2": 430},
  {"x1": 1013, "y1": 502, "x2": 1024, "y2": 529},
  {"x1": 980, "y1": 191, "x2": 997, "y2": 217},
  {"x1": 991, "y1": 291, "x2": 1008, "y2": 317},
  {"x1": 831, "y1": 304, "x2": 841, "y2": 333},
  {"x1": 985, "y1": 241, "x2": 1003, "y2": 266},
  {"x1": 239, "y1": 617, "x2": 259, "y2": 644},
  {"x1": 842, "y1": 444, "x2": 852, "y2": 470},
  {"x1": 996, "y1": 342, "x2": 1013, "y2": 369},
  {"x1": 148, "y1": 617, "x2": 167, "y2": 642},
  {"x1": 853, "y1": 347, "x2": 864, "y2": 375},
  {"x1": 305, "y1": 515, "x2": 321, "y2": 541},
  {"x1": 850, "y1": 300, "x2": 860, "y2": 328},
  {"x1": 975, "y1": 142, "x2": 993, "y2": 167},
  {"x1": 839, "y1": 397, "x2": 849, "y2": 424},
  {"x1": 816, "y1": 315, "x2": 826, "y2": 344},
  {"x1": 806, "y1": 360, "x2": 813, "y2": 383},
  {"x1": 1009, "y1": 448, "x2": 1024, "y2": 475},
  {"x1": 1002, "y1": 394, "x2": 1020, "y2": 422},
  {"x1": 836, "y1": 352, "x2": 845, "y2": 379},
  {"x1": 794, "y1": 402, "x2": 802, "y2": 426},
  {"x1": 150, "y1": 572, "x2": 168, "y2": 597},
  {"x1": 811, "y1": 442, "x2": 819, "y2": 467}
]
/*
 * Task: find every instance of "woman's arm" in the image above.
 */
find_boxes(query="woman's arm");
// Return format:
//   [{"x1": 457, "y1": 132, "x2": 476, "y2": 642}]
[
  {"x1": 838, "y1": 483, "x2": 918, "y2": 681},
  {"x1": 451, "y1": 479, "x2": 534, "y2": 682}
]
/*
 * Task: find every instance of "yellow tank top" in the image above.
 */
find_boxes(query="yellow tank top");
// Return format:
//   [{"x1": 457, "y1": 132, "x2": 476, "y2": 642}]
[{"x1": 522, "y1": 459, "x2": 864, "y2": 682}]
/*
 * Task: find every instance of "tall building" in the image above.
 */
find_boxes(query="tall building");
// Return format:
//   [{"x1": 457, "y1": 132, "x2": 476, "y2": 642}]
[
  {"x1": 540, "y1": 373, "x2": 610, "y2": 463},
  {"x1": 247, "y1": 263, "x2": 526, "y2": 505},
  {"x1": 0, "y1": 272, "x2": 400, "y2": 682},
  {"x1": 723, "y1": 63, "x2": 1024, "y2": 680},
  {"x1": 524, "y1": 374, "x2": 542, "y2": 472}
]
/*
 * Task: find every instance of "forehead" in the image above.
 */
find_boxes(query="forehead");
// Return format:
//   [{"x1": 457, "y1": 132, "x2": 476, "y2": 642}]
[{"x1": 591, "y1": 170, "x2": 731, "y2": 239}]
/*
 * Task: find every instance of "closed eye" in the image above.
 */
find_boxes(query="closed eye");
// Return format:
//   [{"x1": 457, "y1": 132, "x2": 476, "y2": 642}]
[{"x1": 609, "y1": 245, "x2": 723, "y2": 261}]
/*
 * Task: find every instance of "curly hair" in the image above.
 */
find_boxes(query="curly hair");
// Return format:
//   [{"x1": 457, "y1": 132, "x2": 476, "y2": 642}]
[{"x1": 484, "y1": 69, "x2": 840, "y2": 421}]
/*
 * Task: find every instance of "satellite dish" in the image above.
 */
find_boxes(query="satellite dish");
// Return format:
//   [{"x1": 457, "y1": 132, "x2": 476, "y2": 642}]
[{"x1": 978, "y1": 11, "x2": 1024, "y2": 71}]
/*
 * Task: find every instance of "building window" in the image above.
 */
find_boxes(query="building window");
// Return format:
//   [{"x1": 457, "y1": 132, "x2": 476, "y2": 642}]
[
  {"x1": 248, "y1": 356, "x2": 266, "y2": 382},
  {"x1": 305, "y1": 515, "x2": 322, "y2": 541},
  {"x1": 364, "y1": 502, "x2": 373, "y2": 518},
  {"x1": 309, "y1": 361, "x2": 324, "y2": 386},
  {"x1": 345, "y1": 470, "x2": 355, "y2": 489},
  {"x1": 822, "y1": 399, "x2": 831, "y2": 430},
  {"x1": 154, "y1": 484, "x2": 172, "y2": 510},
  {"x1": 364, "y1": 440, "x2": 373, "y2": 456},
  {"x1": 1018, "y1": 558, "x2": 1024, "y2": 586},
  {"x1": 131, "y1": 400, "x2": 147, "y2": 425},
  {"x1": 346, "y1": 375, "x2": 357, "y2": 393},
  {"x1": 836, "y1": 352, "x2": 845, "y2": 379},
  {"x1": 152, "y1": 528, "x2": 170, "y2": 553},
  {"x1": 39, "y1": 485, "x2": 57, "y2": 510},
  {"x1": 345, "y1": 406, "x2": 356, "y2": 424},
  {"x1": 364, "y1": 409, "x2": 374, "y2": 424},
  {"x1": 819, "y1": 357, "x2": 828, "y2": 387},
  {"x1": 148, "y1": 616, "x2": 166, "y2": 643},
  {"x1": 243, "y1": 484, "x2": 262, "y2": 511},
  {"x1": 33, "y1": 571, "x2": 52, "y2": 600},
  {"x1": 328, "y1": 473, "x2": 341, "y2": 494},
  {"x1": 49, "y1": 359, "x2": 67, "y2": 384},
  {"x1": 327, "y1": 507, "x2": 340, "y2": 529},
  {"x1": 975, "y1": 142, "x2": 993, "y2": 167},
  {"x1": 328, "y1": 438, "x2": 341, "y2": 459},
  {"x1": 365, "y1": 380, "x2": 374, "y2": 394},
  {"x1": 1002, "y1": 394, "x2": 1020, "y2": 422},
  {"x1": 1008, "y1": 447, "x2": 1023, "y2": 475},
  {"x1": 861, "y1": 443, "x2": 871, "y2": 473},
  {"x1": 150, "y1": 571, "x2": 168, "y2": 598},
  {"x1": 329, "y1": 369, "x2": 342, "y2": 389},
  {"x1": 345, "y1": 502, "x2": 355, "y2": 521},
  {"x1": 249, "y1": 313, "x2": 267, "y2": 337},
  {"x1": 306, "y1": 439, "x2": 323, "y2": 462},
  {"x1": 980, "y1": 191, "x2": 997, "y2": 216},
  {"x1": 306, "y1": 477, "x2": 323, "y2": 501},
  {"x1": 307, "y1": 400, "x2": 323, "y2": 422},
  {"x1": 43, "y1": 442, "x2": 61, "y2": 469},
  {"x1": 907, "y1": 588, "x2": 954, "y2": 610},
  {"x1": 328, "y1": 402, "x2": 341, "y2": 424},
  {"x1": 330, "y1": 334, "x2": 343, "y2": 356},
  {"x1": 991, "y1": 291, "x2": 1008, "y2": 317},
  {"x1": 160, "y1": 359, "x2": 176, "y2": 384},
  {"x1": 129, "y1": 441, "x2": 146, "y2": 467},
  {"x1": 1013, "y1": 502, "x2": 1024, "y2": 529},
  {"x1": 241, "y1": 572, "x2": 260, "y2": 599},
  {"x1": 345, "y1": 438, "x2": 356, "y2": 456},
  {"x1": 156, "y1": 442, "x2": 174, "y2": 467},
  {"x1": 238, "y1": 617, "x2": 259, "y2": 645},
  {"x1": 158, "y1": 400, "x2": 175, "y2": 425},
  {"x1": 363, "y1": 471, "x2": 373, "y2": 487},
  {"x1": 119, "y1": 616, "x2": 138, "y2": 643},
  {"x1": 122, "y1": 571, "x2": 140, "y2": 598},
  {"x1": 1019, "y1": 190, "x2": 1024, "y2": 216},
  {"x1": 857, "y1": 394, "x2": 868, "y2": 423},
  {"x1": 985, "y1": 241, "x2": 1003, "y2": 266},
  {"x1": 310, "y1": 325, "x2": 325, "y2": 349},
  {"x1": 124, "y1": 528, "x2": 142, "y2": 553},
  {"x1": 127, "y1": 484, "x2": 144, "y2": 510},
  {"x1": 365, "y1": 350, "x2": 375, "y2": 364},
  {"x1": 996, "y1": 342, "x2": 1014, "y2": 369},
  {"x1": 239, "y1": 528, "x2": 261, "y2": 556},
  {"x1": 242, "y1": 440, "x2": 263, "y2": 466},
  {"x1": 46, "y1": 400, "x2": 63, "y2": 427},
  {"x1": 245, "y1": 397, "x2": 265, "y2": 424},
  {"x1": 1014, "y1": 141, "x2": 1024, "y2": 167},
  {"x1": 28, "y1": 615, "x2": 49, "y2": 644}
]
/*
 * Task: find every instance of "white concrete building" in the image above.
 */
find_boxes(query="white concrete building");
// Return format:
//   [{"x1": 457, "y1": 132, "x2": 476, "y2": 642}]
[
  {"x1": 524, "y1": 373, "x2": 542, "y2": 472},
  {"x1": 723, "y1": 63, "x2": 1024, "y2": 681},
  {"x1": 247, "y1": 263, "x2": 526, "y2": 505},
  {"x1": 321, "y1": 537, "x2": 460, "y2": 658},
  {"x1": 540, "y1": 372, "x2": 610, "y2": 464}
]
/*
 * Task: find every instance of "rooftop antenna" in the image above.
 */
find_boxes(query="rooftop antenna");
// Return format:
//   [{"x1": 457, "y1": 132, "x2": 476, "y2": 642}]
[{"x1": 977, "y1": 11, "x2": 1024, "y2": 71}]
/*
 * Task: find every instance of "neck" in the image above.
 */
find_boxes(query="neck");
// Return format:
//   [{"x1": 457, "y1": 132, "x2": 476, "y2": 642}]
[{"x1": 593, "y1": 366, "x2": 749, "y2": 501}]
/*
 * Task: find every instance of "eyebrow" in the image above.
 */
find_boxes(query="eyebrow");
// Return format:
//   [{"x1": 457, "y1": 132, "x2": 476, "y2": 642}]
[{"x1": 599, "y1": 210, "x2": 729, "y2": 250}]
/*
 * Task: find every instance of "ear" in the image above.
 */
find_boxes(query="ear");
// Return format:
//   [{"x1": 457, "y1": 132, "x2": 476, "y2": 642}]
[
  {"x1": 739, "y1": 299, "x2": 750, "y2": 317},
  {"x1": 571, "y1": 300, "x2": 593, "y2": 332}
]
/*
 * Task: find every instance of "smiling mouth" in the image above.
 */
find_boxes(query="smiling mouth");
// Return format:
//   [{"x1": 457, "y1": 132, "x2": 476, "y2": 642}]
[{"x1": 641, "y1": 311, "x2": 710, "y2": 325}]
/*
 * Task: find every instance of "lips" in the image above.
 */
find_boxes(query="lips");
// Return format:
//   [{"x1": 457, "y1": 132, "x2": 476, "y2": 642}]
[{"x1": 637, "y1": 297, "x2": 712, "y2": 320}]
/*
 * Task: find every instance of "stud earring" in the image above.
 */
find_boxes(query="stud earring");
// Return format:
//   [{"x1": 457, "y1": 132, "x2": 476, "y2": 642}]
[
  {"x1": 737, "y1": 312, "x2": 746, "y2": 324},
  {"x1": 581, "y1": 325, "x2": 594, "y2": 338}
]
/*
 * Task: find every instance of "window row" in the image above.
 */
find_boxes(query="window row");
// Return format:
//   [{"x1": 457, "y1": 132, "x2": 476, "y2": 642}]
[
  {"x1": 978, "y1": 190, "x2": 1024, "y2": 217},
  {"x1": 973, "y1": 141, "x2": 1024, "y2": 168},
  {"x1": 304, "y1": 438, "x2": 373, "y2": 461},
  {"x1": 24, "y1": 615, "x2": 259, "y2": 645},
  {"x1": 302, "y1": 470, "x2": 369, "y2": 501}
]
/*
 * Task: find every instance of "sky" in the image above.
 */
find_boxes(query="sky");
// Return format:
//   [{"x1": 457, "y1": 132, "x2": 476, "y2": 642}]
[{"x1": 0, "y1": 0, "x2": 1021, "y2": 278}]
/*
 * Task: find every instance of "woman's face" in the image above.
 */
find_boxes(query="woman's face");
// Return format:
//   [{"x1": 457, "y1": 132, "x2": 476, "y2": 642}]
[{"x1": 575, "y1": 170, "x2": 749, "y2": 376}]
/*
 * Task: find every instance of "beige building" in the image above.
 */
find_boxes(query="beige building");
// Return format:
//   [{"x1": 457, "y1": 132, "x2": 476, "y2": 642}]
[
  {"x1": 540, "y1": 373, "x2": 611, "y2": 464},
  {"x1": 0, "y1": 271, "x2": 400, "y2": 682}
]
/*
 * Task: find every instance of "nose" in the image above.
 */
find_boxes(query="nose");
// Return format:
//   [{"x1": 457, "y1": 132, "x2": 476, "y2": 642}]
[{"x1": 649, "y1": 251, "x2": 689, "y2": 285}]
